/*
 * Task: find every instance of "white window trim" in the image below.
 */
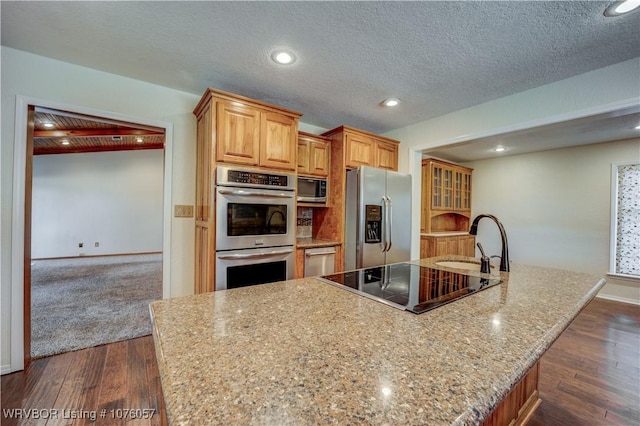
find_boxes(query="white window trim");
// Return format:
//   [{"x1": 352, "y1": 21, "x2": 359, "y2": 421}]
[{"x1": 609, "y1": 161, "x2": 639, "y2": 278}]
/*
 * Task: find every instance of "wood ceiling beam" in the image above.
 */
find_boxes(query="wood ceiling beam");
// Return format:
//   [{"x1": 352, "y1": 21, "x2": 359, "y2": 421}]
[
  {"x1": 34, "y1": 129, "x2": 165, "y2": 138},
  {"x1": 33, "y1": 142, "x2": 165, "y2": 156}
]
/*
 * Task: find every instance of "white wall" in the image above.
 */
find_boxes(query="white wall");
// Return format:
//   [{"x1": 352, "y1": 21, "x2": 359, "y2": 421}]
[
  {"x1": 387, "y1": 58, "x2": 640, "y2": 162},
  {"x1": 384, "y1": 57, "x2": 640, "y2": 303},
  {"x1": 1, "y1": 47, "x2": 200, "y2": 371},
  {"x1": 0, "y1": 47, "x2": 334, "y2": 372},
  {"x1": 3, "y1": 47, "x2": 638, "y2": 371},
  {"x1": 32, "y1": 150, "x2": 164, "y2": 258},
  {"x1": 464, "y1": 139, "x2": 639, "y2": 303}
]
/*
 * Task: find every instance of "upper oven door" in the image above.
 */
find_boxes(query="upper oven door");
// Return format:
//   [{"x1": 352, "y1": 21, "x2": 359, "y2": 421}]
[{"x1": 216, "y1": 186, "x2": 296, "y2": 251}]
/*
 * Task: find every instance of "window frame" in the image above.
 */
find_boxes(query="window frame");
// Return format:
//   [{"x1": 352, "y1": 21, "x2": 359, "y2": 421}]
[{"x1": 609, "y1": 161, "x2": 640, "y2": 278}]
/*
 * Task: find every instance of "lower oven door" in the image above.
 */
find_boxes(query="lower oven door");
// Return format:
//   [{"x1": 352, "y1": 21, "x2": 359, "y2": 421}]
[{"x1": 215, "y1": 246, "x2": 295, "y2": 291}]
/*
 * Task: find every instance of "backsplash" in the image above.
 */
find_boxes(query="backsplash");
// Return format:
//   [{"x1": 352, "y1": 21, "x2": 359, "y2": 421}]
[{"x1": 297, "y1": 207, "x2": 313, "y2": 238}]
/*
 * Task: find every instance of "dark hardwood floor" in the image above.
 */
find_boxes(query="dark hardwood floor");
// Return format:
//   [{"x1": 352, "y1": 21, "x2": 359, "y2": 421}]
[
  {"x1": 529, "y1": 298, "x2": 640, "y2": 426},
  {"x1": 2, "y1": 298, "x2": 638, "y2": 425},
  {"x1": 1, "y1": 337, "x2": 166, "y2": 425}
]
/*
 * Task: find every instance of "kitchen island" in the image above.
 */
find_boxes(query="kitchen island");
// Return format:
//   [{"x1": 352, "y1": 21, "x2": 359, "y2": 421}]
[{"x1": 150, "y1": 257, "x2": 605, "y2": 425}]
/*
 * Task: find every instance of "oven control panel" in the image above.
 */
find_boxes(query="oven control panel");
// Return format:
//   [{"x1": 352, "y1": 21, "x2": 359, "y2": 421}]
[
  {"x1": 228, "y1": 170, "x2": 289, "y2": 187},
  {"x1": 218, "y1": 166, "x2": 295, "y2": 190}
]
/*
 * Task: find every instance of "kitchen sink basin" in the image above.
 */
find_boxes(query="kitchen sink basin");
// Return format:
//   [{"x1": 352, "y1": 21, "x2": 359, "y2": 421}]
[{"x1": 435, "y1": 261, "x2": 482, "y2": 271}]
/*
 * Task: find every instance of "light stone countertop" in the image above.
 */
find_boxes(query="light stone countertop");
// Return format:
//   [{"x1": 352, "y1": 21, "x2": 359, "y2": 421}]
[
  {"x1": 421, "y1": 232, "x2": 471, "y2": 237},
  {"x1": 150, "y1": 256, "x2": 605, "y2": 425}
]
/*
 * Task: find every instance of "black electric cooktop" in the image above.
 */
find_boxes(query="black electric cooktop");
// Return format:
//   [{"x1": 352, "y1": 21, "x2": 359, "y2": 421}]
[{"x1": 319, "y1": 262, "x2": 502, "y2": 314}]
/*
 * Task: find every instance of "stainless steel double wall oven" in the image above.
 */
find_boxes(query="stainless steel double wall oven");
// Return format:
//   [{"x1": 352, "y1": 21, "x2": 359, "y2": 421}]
[{"x1": 215, "y1": 166, "x2": 296, "y2": 290}]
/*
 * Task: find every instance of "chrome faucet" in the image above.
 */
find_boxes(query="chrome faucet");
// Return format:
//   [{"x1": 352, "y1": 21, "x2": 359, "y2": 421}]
[{"x1": 469, "y1": 214, "x2": 510, "y2": 272}]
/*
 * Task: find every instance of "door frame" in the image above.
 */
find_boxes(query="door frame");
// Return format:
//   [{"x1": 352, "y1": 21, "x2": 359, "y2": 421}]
[{"x1": 10, "y1": 94, "x2": 173, "y2": 372}]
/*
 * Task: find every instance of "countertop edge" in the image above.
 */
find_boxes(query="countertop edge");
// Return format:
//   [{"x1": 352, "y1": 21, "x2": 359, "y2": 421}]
[
  {"x1": 296, "y1": 238, "x2": 342, "y2": 249},
  {"x1": 421, "y1": 232, "x2": 471, "y2": 237},
  {"x1": 150, "y1": 260, "x2": 609, "y2": 425},
  {"x1": 453, "y1": 276, "x2": 607, "y2": 425},
  {"x1": 149, "y1": 303, "x2": 175, "y2": 426}
]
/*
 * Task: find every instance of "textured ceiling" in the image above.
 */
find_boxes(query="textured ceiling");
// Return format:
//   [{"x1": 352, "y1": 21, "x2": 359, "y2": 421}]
[{"x1": 2, "y1": 1, "x2": 639, "y2": 136}]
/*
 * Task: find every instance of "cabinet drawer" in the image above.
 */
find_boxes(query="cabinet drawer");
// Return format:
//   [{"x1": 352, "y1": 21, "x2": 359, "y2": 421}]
[{"x1": 304, "y1": 247, "x2": 336, "y2": 277}]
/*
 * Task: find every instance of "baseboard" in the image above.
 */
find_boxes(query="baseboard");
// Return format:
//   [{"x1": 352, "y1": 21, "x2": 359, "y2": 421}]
[
  {"x1": 32, "y1": 251, "x2": 162, "y2": 261},
  {"x1": 596, "y1": 293, "x2": 640, "y2": 306},
  {"x1": 1, "y1": 364, "x2": 14, "y2": 375}
]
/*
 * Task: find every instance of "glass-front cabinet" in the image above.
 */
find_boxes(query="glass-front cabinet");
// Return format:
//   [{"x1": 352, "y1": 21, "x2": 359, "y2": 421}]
[{"x1": 421, "y1": 158, "x2": 473, "y2": 234}]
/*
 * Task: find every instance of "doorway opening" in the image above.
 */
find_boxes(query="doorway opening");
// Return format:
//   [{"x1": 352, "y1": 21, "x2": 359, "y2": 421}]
[{"x1": 15, "y1": 100, "x2": 172, "y2": 368}]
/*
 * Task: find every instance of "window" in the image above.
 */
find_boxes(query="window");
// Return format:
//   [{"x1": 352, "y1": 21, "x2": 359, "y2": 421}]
[{"x1": 611, "y1": 163, "x2": 639, "y2": 276}]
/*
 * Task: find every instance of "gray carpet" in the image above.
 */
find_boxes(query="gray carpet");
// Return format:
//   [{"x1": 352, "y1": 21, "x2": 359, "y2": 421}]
[{"x1": 31, "y1": 253, "x2": 162, "y2": 359}]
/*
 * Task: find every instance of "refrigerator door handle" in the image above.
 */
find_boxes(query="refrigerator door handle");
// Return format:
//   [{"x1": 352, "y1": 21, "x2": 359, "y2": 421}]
[
  {"x1": 380, "y1": 197, "x2": 386, "y2": 252},
  {"x1": 387, "y1": 197, "x2": 393, "y2": 251},
  {"x1": 381, "y1": 196, "x2": 391, "y2": 252}
]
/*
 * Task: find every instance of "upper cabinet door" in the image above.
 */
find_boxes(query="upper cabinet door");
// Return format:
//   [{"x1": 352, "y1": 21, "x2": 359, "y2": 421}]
[
  {"x1": 298, "y1": 132, "x2": 331, "y2": 177},
  {"x1": 375, "y1": 140, "x2": 398, "y2": 171},
  {"x1": 297, "y1": 139, "x2": 311, "y2": 173},
  {"x1": 216, "y1": 101, "x2": 260, "y2": 166},
  {"x1": 309, "y1": 141, "x2": 330, "y2": 176},
  {"x1": 260, "y1": 112, "x2": 297, "y2": 170},
  {"x1": 345, "y1": 133, "x2": 375, "y2": 168}
]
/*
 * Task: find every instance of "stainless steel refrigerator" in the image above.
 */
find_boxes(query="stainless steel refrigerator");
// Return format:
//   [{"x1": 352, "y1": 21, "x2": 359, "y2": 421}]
[{"x1": 345, "y1": 166, "x2": 412, "y2": 270}]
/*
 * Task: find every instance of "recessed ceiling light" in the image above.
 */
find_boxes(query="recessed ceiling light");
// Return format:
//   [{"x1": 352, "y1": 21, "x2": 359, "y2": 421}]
[
  {"x1": 493, "y1": 145, "x2": 506, "y2": 152},
  {"x1": 604, "y1": 0, "x2": 640, "y2": 16},
  {"x1": 382, "y1": 98, "x2": 401, "y2": 107},
  {"x1": 43, "y1": 122, "x2": 54, "y2": 128},
  {"x1": 635, "y1": 124, "x2": 640, "y2": 130},
  {"x1": 61, "y1": 139, "x2": 70, "y2": 146},
  {"x1": 271, "y1": 50, "x2": 296, "y2": 65}
]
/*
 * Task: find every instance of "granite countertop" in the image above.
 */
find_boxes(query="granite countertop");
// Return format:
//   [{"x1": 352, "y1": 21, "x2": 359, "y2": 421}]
[
  {"x1": 421, "y1": 231, "x2": 471, "y2": 237},
  {"x1": 150, "y1": 256, "x2": 605, "y2": 425},
  {"x1": 296, "y1": 237, "x2": 342, "y2": 249}
]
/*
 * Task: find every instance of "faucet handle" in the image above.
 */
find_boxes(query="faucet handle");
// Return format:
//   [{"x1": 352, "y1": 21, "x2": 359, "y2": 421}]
[
  {"x1": 477, "y1": 243, "x2": 491, "y2": 274},
  {"x1": 476, "y1": 242, "x2": 488, "y2": 259}
]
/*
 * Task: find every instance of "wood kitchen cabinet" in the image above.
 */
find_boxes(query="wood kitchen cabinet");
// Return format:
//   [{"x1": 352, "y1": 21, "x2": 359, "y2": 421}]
[
  {"x1": 308, "y1": 126, "x2": 400, "y2": 273},
  {"x1": 375, "y1": 140, "x2": 399, "y2": 171},
  {"x1": 202, "y1": 88, "x2": 302, "y2": 172},
  {"x1": 216, "y1": 101, "x2": 260, "y2": 166},
  {"x1": 344, "y1": 132, "x2": 375, "y2": 168},
  {"x1": 421, "y1": 158, "x2": 473, "y2": 234},
  {"x1": 420, "y1": 158, "x2": 474, "y2": 259},
  {"x1": 193, "y1": 88, "x2": 302, "y2": 293},
  {"x1": 420, "y1": 234, "x2": 475, "y2": 258},
  {"x1": 297, "y1": 131, "x2": 330, "y2": 176},
  {"x1": 260, "y1": 112, "x2": 298, "y2": 170},
  {"x1": 323, "y1": 126, "x2": 399, "y2": 171}
]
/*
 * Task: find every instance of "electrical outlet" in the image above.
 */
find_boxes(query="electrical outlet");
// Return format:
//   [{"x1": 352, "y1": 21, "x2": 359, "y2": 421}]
[
  {"x1": 78, "y1": 242, "x2": 83, "y2": 248},
  {"x1": 95, "y1": 242, "x2": 99, "y2": 247},
  {"x1": 174, "y1": 204, "x2": 194, "y2": 218}
]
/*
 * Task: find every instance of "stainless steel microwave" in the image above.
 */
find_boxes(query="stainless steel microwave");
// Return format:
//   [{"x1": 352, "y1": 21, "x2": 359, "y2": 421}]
[{"x1": 297, "y1": 177, "x2": 327, "y2": 203}]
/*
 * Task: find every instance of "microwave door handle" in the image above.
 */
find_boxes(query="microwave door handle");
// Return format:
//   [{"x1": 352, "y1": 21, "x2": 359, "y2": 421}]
[{"x1": 218, "y1": 189, "x2": 294, "y2": 198}]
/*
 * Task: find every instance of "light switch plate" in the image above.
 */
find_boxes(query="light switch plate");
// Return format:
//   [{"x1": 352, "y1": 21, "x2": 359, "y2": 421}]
[{"x1": 174, "y1": 204, "x2": 194, "y2": 218}]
